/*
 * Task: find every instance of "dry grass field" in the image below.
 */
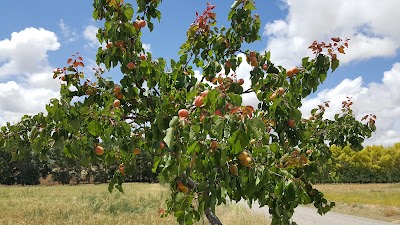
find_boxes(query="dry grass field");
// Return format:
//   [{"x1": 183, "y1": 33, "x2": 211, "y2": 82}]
[
  {"x1": 0, "y1": 183, "x2": 269, "y2": 225},
  {"x1": 315, "y1": 183, "x2": 400, "y2": 223},
  {"x1": 1, "y1": 183, "x2": 399, "y2": 224}
]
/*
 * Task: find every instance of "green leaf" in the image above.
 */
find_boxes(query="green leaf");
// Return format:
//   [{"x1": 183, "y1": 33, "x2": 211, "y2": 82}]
[
  {"x1": 212, "y1": 118, "x2": 224, "y2": 139},
  {"x1": 152, "y1": 157, "x2": 161, "y2": 173},
  {"x1": 123, "y1": 7, "x2": 134, "y2": 20},
  {"x1": 244, "y1": 1, "x2": 256, "y2": 10},
  {"x1": 121, "y1": 122, "x2": 131, "y2": 134},
  {"x1": 187, "y1": 141, "x2": 200, "y2": 154},
  {"x1": 63, "y1": 147, "x2": 73, "y2": 158},
  {"x1": 88, "y1": 121, "x2": 102, "y2": 136},
  {"x1": 169, "y1": 116, "x2": 179, "y2": 127},
  {"x1": 108, "y1": 175, "x2": 116, "y2": 193},
  {"x1": 163, "y1": 127, "x2": 175, "y2": 148},
  {"x1": 331, "y1": 59, "x2": 339, "y2": 72}
]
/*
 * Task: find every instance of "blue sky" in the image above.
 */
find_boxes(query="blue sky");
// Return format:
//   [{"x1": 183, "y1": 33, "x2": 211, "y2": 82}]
[{"x1": 1, "y1": 0, "x2": 400, "y2": 146}]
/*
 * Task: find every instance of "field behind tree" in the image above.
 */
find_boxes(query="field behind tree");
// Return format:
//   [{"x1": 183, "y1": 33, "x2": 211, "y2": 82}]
[
  {"x1": 315, "y1": 183, "x2": 400, "y2": 223},
  {"x1": 1, "y1": 183, "x2": 399, "y2": 224},
  {"x1": 0, "y1": 183, "x2": 269, "y2": 225}
]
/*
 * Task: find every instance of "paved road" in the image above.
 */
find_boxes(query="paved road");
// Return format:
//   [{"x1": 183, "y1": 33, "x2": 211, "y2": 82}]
[{"x1": 242, "y1": 202, "x2": 397, "y2": 225}]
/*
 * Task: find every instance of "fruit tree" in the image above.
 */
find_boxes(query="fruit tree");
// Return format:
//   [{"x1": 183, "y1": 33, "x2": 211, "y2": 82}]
[{"x1": 0, "y1": 0, "x2": 376, "y2": 224}]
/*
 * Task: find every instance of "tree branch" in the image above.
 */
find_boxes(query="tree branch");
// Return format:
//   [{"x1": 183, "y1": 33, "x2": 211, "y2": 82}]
[{"x1": 243, "y1": 88, "x2": 254, "y2": 94}]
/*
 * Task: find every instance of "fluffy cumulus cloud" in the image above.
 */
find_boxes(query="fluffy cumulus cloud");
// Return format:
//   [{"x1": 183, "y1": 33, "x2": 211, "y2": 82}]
[
  {"x1": 264, "y1": 0, "x2": 400, "y2": 68},
  {"x1": 0, "y1": 27, "x2": 60, "y2": 77},
  {"x1": 301, "y1": 62, "x2": 400, "y2": 146},
  {"x1": 0, "y1": 28, "x2": 61, "y2": 125},
  {"x1": 83, "y1": 25, "x2": 100, "y2": 48}
]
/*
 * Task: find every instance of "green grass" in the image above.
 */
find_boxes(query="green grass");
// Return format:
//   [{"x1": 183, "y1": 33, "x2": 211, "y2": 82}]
[
  {"x1": 0, "y1": 183, "x2": 269, "y2": 225},
  {"x1": 315, "y1": 183, "x2": 400, "y2": 223}
]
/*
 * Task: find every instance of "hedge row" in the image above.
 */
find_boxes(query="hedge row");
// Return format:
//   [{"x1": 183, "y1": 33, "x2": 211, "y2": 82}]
[{"x1": 324, "y1": 143, "x2": 400, "y2": 183}]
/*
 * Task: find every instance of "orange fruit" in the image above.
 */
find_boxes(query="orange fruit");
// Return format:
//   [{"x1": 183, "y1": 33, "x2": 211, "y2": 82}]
[
  {"x1": 127, "y1": 62, "x2": 135, "y2": 70},
  {"x1": 210, "y1": 141, "x2": 218, "y2": 150},
  {"x1": 113, "y1": 99, "x2": 121, "y2": 108},
  {"x1": 194, "y1": 96, "x2": 204, "y2": 107},
  {"x1": 94, "y1": 146, "x2": 104, "y2": 156},
  {"x1": 178, "y1": 109, "x2": 189, "y2": 118},
  {"x1": 242, "y1": 157, "x2": 252, "y2": 167},
  {"x1": 238, "y1": 151, "x2": 249, "y2": 161},
  {"x1": 229, "y1": 164, "x2": 238, "y2": 175}
]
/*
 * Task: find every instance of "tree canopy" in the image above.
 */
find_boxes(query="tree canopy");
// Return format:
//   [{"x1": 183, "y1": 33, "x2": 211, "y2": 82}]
[{"x1": 0, "y1": 0, "x2": 376, "y2": 224}]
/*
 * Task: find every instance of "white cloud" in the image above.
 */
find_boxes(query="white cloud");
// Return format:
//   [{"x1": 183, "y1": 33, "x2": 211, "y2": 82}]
[
  {"x1": 0, "y1": 28, "x2": 62, "y2": 125},
  {"x1": 143, "y1": 43, "x2": 151, "y2": 53},
  {"x1": 0, "y1": 27, "x2": 60, "y2": 77},
  {"x1": 301, "y1": 62, "x2": 400, "y2": 146},
  {"x1": 264, "y1": 0, "x2": 400, "y2": 68},
  {"x1": 235, "y1": 54, "x2": 259, "y2": 107},
  {"x1": 0, "y1": 81, "x2": 59, "y2": 114},
  {"x1": 83, "y1": 25, "x2": 99, "y2": 48},
  {"x1": 59, "y1": 19, "x2": 78, "y2": 43}
]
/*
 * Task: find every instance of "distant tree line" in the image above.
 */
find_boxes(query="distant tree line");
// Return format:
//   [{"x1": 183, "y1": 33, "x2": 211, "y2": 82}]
[
  {"x1": 2, "y1": 143, "x2": 399, "y2": 185},
  {"x1": 321, "y1": 143, "x2": 400, "y2": 183},
  {"x1": 0, "y1": 148, "x2": 157, "y2": 185}
]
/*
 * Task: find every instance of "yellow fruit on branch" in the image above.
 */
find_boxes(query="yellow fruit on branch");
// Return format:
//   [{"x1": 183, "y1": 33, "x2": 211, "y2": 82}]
[
  {"x1": 229, "y1": 164, "x2": 238, "y2": 175},
  {"x1": 242, "y1": 157, "x2": 252, "y2": 167},
  {"x1": 238, "y1": 151, "x2": 249, "y2": 161}
]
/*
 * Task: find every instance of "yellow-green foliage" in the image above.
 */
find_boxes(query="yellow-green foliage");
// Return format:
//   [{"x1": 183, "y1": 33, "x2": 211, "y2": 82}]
[{"x1": 330, "y1": 143, "x2": 400, "y2": 182}]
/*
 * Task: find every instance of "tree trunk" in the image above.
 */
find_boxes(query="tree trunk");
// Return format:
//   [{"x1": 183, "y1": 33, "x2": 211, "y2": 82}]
[
  {"x1": 184, "y1": 174, "x2": 223, "y2": 225},
  {"x1": 204, "y1": 207, "x2": 223, "y2": 225}
]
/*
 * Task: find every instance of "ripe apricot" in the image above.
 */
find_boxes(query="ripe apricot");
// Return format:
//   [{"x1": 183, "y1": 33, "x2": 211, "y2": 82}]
[
  {"x1": 133, "y1": 21, "x2": 141, "y2": 30},
  {"x1": 200, "y1": 114, "x2": 206, "y2": 123},
  {"x1": 288, "y1": 119, "x2": 296, "y2": 128},
  {"x1": 225, "y1": 61, "x2": 232, "y2": 68},
  {"x1": 210, "y1": 141, "x2": 218, "y2": 150},
  {"x1": 94, "y1": 146, "x2": 104, "y2": 155},
  {"x1": 194, "y1": 96, "x2": 204, "y2": 107},
  {"x1": 133, "y1": 148, "x2": 140, "y2": 155},
  {"x1": 113, "y1": 99, "x2": 121, "y2": 107},
  {"x1": 201, "y1": 90, "x2": 209, "y2": 97},
  {"x1": 214, "y1": 109, "x2": 223, "y2": 117},
  {"x1": 127, "y1": 62, "x2": 135, "y2": 70},
  {"x1": 229, "y1": 164, "x2": 238, "y2": 175},
  {"x1": 242, "y1": 157, "x2": 252, "y2": 167},
  {"x1": 269, "y1": 92, "x2": 277, "y2": 101},
  {"x1": 116, "y1": 93, "x2": 123, "y2": 100},
  {"x1": 238, "y1": 151, "x2": 249, "y2": 161},
  {"x1": 114, "y1": 85, "x2": 121, "y2": 94},
  {"x1": 287, "y1": 69, "x2": 294, "y2": 77},
  {"x1": 277, "y1": 87, "x2": 285, "y2": 95},
  {"x1": 178, "y1": 109, "x2": 189, "y2": 118},
  {"x1": 119, "y1": 164, "x2": 125, "y2": 175},
  {"x1": 238, "y1": 79, "x2": 244, "y2": 85},
  {"x1": 138, "y1": 20, "x2": 146, "y2": 28},
  {"x1": 159, "y1": 141, "x2": 166, "y2": 150}
]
